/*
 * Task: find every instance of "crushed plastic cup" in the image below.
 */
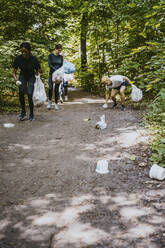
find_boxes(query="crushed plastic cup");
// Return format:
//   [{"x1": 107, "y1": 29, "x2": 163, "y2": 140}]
[
  {"x1": 96, "y1": 160, "x2": 109, "y2": 174},
  {"x1": 3, "y1": 123, "x2": 15, "y2": 128},
  {"x1": 96, "y1": 115, "x2": 107, "y2": 129},
  {"x1": 149, "y1": 163, "x2": 165, "y2": 181}
]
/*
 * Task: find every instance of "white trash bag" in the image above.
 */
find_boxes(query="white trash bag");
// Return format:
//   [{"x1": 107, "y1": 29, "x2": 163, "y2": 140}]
[
  {"x1": 96, "y1": 160, "x2": 109, "y2": 174},
  {"x1": 96, "y1": 115, "x2": 107, "y2": 129},
  {"x1": 64, "y1": 73, "x2": 74, "y2": 81},
  {"x1": 33, "y1": 76, "x2": 47, "y2": 106},
  {"x1": 52, "y1": 67, "x2": 64, "y2": 83},
  {"x1": 149, "y1": 164, "x2": 165, "y2": 181},
  {"x1": 131, "y1": 84, "x2": 143, "y2": 102}
]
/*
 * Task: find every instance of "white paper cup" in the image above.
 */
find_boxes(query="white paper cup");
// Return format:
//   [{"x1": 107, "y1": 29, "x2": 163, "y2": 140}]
[
  {"x1": 96, "y1": 160, "x2": 109, "y2": 174},
  {"x1": 149, "y1": 164, "x2": 165, "y2": 180}
]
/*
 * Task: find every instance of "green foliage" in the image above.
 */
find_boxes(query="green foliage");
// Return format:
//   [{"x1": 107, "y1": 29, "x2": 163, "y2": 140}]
[{"x1": 146, "y1": 88, "x2": 165, "y2": 166}]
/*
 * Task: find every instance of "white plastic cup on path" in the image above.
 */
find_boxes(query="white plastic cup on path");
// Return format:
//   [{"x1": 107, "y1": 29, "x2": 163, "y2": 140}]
[
  {"x1": 149, "y1": 163, "x2": 165, "y2": 181},
  {"x1": 3, "y1": 123, "x2": 15, "y2": 128},
  {"x1": 96, "y1": 160, "x2": 109, "y2": 174}
]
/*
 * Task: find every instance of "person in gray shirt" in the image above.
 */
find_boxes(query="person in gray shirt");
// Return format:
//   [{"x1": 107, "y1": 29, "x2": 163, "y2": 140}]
[
  {"x1": 101, "y1": 75, "x2": 132, "y2": 111},
  {"x1": 47, "y1": 44, "x2": 63, "y2": 110}
]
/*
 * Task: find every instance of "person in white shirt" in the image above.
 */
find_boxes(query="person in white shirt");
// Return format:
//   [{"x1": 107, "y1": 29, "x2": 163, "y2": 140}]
[{"x1": 101, "y1": 75, "x2": 132, "y2": 111}]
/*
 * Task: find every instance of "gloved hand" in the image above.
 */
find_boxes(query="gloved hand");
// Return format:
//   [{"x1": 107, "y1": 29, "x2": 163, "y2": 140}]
[
  {"x1": 16, "y1": 80, "x2": 22, "y2": 86},
  {"x1": 103, "y1": 103, "x2": 108, "y2": 109}
]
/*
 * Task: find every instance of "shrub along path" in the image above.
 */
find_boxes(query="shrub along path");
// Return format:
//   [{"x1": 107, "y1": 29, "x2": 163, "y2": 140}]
[{"x1": 0, "y1": 89, "x2": 165, "y2": 248}]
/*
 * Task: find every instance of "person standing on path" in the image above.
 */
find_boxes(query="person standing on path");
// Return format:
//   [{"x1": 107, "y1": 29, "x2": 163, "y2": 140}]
[
  {"x1": 47, "y1": 44, "x2": 63, "y2": 110},
  {"x1": 13, "y1": 42, "x2": 40, "y2": 121},
  {"x1": 101, "y1": 75, "x2": 132, "y2": 111}
]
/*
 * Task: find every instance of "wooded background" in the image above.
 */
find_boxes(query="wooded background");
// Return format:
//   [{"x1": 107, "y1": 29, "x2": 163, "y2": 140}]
[{"x1": 0, "y1": 0, "x2": 164, "y2": 165}]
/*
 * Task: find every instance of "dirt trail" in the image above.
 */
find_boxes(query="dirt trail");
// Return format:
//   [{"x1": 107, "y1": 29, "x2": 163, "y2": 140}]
[{"x1": 0, "y1": 89, "x2": 165, "y2": 248}]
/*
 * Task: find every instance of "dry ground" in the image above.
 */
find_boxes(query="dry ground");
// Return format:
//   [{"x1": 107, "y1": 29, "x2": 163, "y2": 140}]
[{"x1": 0, "y1": 89, "x2": 165, "y2": 248}]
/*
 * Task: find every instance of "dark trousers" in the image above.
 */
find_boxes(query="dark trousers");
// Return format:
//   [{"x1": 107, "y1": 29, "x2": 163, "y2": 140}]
[
  {"x1": 19, "y1": 75, "x2": 35, "y2": 115},
  {"x1": 48, "y1": 72, "x2": 60, "y2": 104}
]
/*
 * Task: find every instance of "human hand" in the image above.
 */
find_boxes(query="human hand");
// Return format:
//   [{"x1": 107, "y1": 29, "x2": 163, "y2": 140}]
[
  {"x1": 35, "y1": 74, "x2": 40, "y2": 79},
  {"x1": 103, "y1": 103, "x2": 108, "y2": 109},
  {"x1": 16, "y1": 80, "x2": 22, "y2": 86}
]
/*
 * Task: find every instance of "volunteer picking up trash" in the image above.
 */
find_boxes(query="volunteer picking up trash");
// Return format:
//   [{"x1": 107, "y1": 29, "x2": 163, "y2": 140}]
[
  {"x1": 101, "y1": 75, "x2": 133, "y2": 111},
  {"x1": 13, "y1": 42, "x2": 40, "y2": 121}
]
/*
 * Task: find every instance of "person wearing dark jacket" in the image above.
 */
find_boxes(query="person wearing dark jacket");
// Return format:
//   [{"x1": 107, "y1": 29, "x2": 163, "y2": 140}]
[
  {"x1": 13, "y1": 42, "x2": 40, "y2": 121},
  {"x1": 47, "y1": 44, "x2": 63, "y2": 110}
]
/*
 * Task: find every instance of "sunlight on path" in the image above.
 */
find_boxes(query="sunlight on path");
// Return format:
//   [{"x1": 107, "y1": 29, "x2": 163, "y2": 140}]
[{"x1": 1, "y1": 189, "x2": 165, "y2": 247}]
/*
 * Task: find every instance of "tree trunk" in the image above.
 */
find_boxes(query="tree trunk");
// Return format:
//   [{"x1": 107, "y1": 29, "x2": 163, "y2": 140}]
[{"x1": 80, "y1": 12, "x2": 88, "y2": 71}]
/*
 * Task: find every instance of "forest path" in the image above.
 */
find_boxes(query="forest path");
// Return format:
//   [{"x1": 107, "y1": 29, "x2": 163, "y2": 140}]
[{"x1": 0, "y1": 89, "x2": 164, "y2": 248}]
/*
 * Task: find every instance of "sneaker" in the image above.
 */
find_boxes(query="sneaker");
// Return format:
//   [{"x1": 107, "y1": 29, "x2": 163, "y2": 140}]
[
  {"x1": 18, "y1": 113, "x2": 26, "y2": 121},
  {"x1": 121, "y1": 105, "x2": 126, "y2": 111},
  {"x1": 29, "y1": 115, "x2": 35, "y2": 121},
  {"x1": 65, "y1": 96, "x2": 68, "y2": 101},
  {"x1": 60, "y1": 96, "x2": 63, "y2": 103},
  {"x1": 47, "y1": 101, "x2": 52, "y2": 110},
  {"x1": 55, "y1": 103, "x2": 59, "y2": 110},
  {"x1": 103, "y1": 103, "x2": 108, "y2": 109},
  {"x1": 112, "y1": 102, "x2": 117, "y2": 108}
]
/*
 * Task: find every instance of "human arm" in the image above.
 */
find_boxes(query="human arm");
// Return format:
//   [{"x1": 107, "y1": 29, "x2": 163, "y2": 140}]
[
  {"x1": 13, "y1": 68, "x2": 18, "y2": 81},
  {"x1": 105, "y1": 87, "x2": 111, "y2": 104},
  {"x1": 34, "y1": 56, "x2": 41, "y2": 77},
  {"x1": 48, "y1": 54, "x2": 56, "y2": 71},
  {"x1": 123, "y1": 76, "x2": 132, "y2": 85}
]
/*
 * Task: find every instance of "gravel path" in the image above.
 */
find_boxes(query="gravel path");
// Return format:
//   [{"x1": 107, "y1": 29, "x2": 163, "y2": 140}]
[{"x1": 0, "y1": 89, "x2": 165, "y2": 248}]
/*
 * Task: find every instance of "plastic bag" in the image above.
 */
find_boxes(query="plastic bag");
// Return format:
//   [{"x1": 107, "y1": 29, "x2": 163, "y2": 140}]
[
  {"x1": 63, "y1": 60, "x2": 75, "y2": 74},
  {"x1": 149, "y1": 164, "x2": 165, "y2": 181},
  {"x1": 64, "y1": 73, "x2": 74, "y2": 81},
  {"x1": 52, "y1": 66, "x2": 64, "y2": 83},
  {"x1": 131, "y1": 85, "x2": 143, "y2": 102},
  {"x1": 96, "y1": 115, "x2": 107, "y2": 129},
  {"x1": 33, "y1": 76, "x2": 47, "y2": 106}
]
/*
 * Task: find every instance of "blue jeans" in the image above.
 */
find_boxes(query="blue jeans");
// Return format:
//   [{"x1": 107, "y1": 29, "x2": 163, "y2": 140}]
[{"x1": 18, "y1": 75, "x2": 35, "y2": 115}]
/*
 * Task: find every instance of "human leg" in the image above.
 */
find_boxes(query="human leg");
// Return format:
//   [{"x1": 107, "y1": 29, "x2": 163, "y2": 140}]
[
  {"x1": 47, "y1": 73, "x2": 53, "y2": 109},
  {"x1": 18, "y1": 75, "x2": 27, "y2": 120},
  {"x1": 59, "y1": 82, "x2": 63, "y2": 103},
  {"x1": 63, "y1": 81, "x2": 68, "y2": 101},
  {"x1": 27, "y1": 76, "x2": 35, "y2": 120},
  {"x1": 54, "y1": 82, "x2": 60, "y2": 110},
  {"x1": 120, "y1": 86, "x2": 126, "y2": 105},
  {"x1": 111, "y1": 89, "x2": 118, "y2": 107}
]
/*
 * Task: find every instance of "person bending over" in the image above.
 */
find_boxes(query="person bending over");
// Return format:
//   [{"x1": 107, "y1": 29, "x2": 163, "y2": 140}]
[
  {"x1": 13, "y1": 42, "x2": 40, "y2": 121},
  {"x1": 101, "y1": 75, "x2": 132, "y2": 111}
]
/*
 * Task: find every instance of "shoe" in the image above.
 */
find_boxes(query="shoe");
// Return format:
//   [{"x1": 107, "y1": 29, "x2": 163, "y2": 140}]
[
  {"x1": 60, "y1": 96, "x2": 63, "y2": 103},
  {"x1": 121, "y1": 105, "x2": 126, "y2": 111},
  {"x1": 29, "y1": 115, "x2": 35, "y2": 121},
  {"x1": 55, "y1": 103, "x2": 59, "y2": 110},
  {"x1": 103, "y1": 103, "x2": 108, "y2": 109},
  {"x1": 18, "y1": 113, "x2": 26, "y2": 121},
  {"x1": 47, "y1": 101, "x2": 52, "y2": 110},
  {"x1": 112, "y1": 103, "x2": 117, "y2": 108},
  {"x1": 65, "y1": 96, "x2": 68, "y2": 101}
]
